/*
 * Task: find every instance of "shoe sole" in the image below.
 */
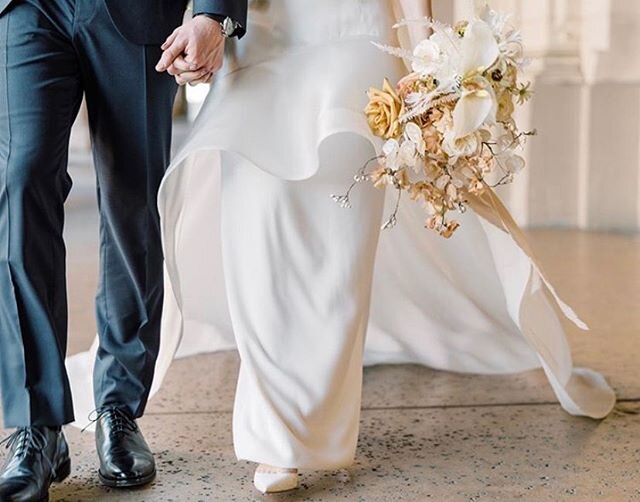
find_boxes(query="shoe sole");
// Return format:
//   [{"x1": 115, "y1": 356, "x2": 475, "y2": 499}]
[
  {"x1": 38, "y1": 459, "x2": 72, "y2": 502},
  {"x1": 98, "y1": 469, "x2": 156, "y2": 488},
  {"x1": 53, "y1": 458, "x2": 72, "y2": 483}
]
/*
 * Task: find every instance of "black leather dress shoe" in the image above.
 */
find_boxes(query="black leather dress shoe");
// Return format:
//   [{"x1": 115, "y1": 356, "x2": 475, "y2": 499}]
[
  {"x1": 95, "y1": 407, "x2": 156, "y2": 488},
  {"x1": 0, "y1": 427, "x2": 71, "y2": 502}
]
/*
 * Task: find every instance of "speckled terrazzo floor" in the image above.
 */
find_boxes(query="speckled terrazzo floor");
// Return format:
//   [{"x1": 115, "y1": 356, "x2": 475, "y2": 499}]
[{"x1": 0, "y1": 164, "x2": 639, "y2": 501}]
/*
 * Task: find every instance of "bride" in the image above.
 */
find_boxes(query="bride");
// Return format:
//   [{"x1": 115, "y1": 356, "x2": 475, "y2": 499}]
[{"x1": 70, "y1": 0, "x2": 615, "y2": 495}]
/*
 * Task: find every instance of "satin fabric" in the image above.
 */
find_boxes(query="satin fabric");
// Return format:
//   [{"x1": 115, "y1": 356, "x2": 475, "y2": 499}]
[
  {"x1": 223, "y1": 135, "x2": 386, "y2": 468},
  {"x1": 67, "y1": 0, "x2": 615, "y2": 451}
]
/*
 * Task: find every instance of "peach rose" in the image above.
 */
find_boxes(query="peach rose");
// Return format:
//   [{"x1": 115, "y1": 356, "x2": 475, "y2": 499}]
[{"x1": 365, "y1": 78, "x2": 403, "y2": 140}]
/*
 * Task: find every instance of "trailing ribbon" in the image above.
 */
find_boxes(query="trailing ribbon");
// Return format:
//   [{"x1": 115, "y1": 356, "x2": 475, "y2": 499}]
[{"x1": 467, "y1": 188, "x2": 588, "y2": 330}]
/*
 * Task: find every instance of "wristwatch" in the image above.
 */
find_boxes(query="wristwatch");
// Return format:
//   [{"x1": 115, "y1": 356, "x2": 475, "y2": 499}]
[
  {"x1": 219, "y1": 16, "x2": 242, "y2": 38},
  {"x1": 196, "y1": 14, "x2": 243, "y2": 38}
]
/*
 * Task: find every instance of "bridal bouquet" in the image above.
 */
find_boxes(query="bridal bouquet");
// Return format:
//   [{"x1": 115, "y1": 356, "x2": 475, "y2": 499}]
[{"x1": 334, "y1": 1, "x2": 534, "y2": 238}]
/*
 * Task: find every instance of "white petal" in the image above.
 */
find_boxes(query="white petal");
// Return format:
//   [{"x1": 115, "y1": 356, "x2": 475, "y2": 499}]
[
  {"x1": 505, "y1": 154, "x2": 525, "y2": 172},
  {"x1": 399, "y1": 141, "x2": 418, "y2": 167},
  {"x1": 453, "y1": 90, "x2": 494, "y2": 138},
  {"x1": 497, "y1": 132, "x2": 514, "y2": 150},
  {"x1": 429, "y1": 27, "x2": 459, "y2": 59},
  {"x1": 461, "y1": 166, "x2": 475, "y2": 179},
  {"x1": 452, "y1": 176, "x2": 465, "y2": 188},
  {"x1": 383, "y1": 139, "x2": 399, "y2": 156},
  {"x1": 435, "y1": 174, "x2": 450, "y2": 190},
  {"x1": 384, "y1": 155, "x2": 399, "y2": 170},
  {"x1": 382, "y1": 139, "x2": 400, "y2": 169},
  {"x1": 412, "y1": 39, "x2": 441, "y2": 75},
  {"x1": 460, "y1": 20, "x2": 499, "y2": 74},
  {"x1": 423, "y1": 200, "x2": 436, "y2": 215},
  {"x1": 404, "y1": 122, "x2": 423, "y2": 144}
]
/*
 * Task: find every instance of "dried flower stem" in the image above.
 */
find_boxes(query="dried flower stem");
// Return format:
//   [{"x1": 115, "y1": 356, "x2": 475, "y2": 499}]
[
  {"x1": 331, "y1": 156, "x2": 383, "y2": 209},
  {"x1": 381, "y1": 188, "x2": 402, "y2": 230}
]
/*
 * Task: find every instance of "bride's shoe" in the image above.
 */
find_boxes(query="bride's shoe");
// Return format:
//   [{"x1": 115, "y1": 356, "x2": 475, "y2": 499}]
[{"x1": 253, "y1": 464, "x2": 299, "y2": 494}]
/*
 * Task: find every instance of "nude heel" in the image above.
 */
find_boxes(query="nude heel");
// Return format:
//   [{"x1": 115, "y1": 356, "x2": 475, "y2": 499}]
[{"x1": 253, "y1": 464, "x2": 299, "y2": 494}]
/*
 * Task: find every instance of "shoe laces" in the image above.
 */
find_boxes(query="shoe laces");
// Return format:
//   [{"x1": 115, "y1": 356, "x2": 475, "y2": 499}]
[
  {"x1": 0, "y1": 427, "x2": 49, "y2": 458},
  {"x1": 85, "y1": 407, "x2": 138, "y2": 437},
  {"x1": 0, "y1": 428, "x2": 61, "y2": 479}
]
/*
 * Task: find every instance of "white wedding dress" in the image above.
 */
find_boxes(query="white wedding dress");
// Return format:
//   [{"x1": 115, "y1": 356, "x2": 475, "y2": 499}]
[{"x1": 67, "y1": 0, "x2": 615, "y2": 469}]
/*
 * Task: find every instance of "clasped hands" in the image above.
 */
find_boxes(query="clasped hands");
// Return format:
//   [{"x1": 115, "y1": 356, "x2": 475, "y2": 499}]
[{"x1": 155, "y1": 15, "x2": 224, "y2": 86}]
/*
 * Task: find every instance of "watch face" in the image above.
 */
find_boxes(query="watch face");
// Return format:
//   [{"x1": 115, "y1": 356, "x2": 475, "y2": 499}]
[{"x1": 222, "y1": 17, "x2": 236, "y2": 37}]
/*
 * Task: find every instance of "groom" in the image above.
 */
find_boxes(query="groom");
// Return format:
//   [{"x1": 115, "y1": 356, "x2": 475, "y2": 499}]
[{"x1": 0, "y1": 0, "x2": 246, "y2": 499}]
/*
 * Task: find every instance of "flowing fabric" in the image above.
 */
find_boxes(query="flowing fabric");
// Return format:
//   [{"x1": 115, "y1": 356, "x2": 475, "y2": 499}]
[{"x1": 67, "y1": 0, "x2": 615, "y2": 437}]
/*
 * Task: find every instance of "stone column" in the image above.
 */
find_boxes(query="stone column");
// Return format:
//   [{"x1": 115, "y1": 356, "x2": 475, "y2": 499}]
[
  {"x1": 516, "y1": 0, "x2": 584, "y2": 229},
  {"x1": 579, "y1": 0, "x2": 640, "y2": 231}
]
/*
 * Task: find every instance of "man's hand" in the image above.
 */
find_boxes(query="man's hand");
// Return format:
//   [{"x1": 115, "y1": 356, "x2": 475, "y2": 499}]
[
  {"x1": 155, "y1": 16, "x2": 225, "y2": 85},
  {"x1": 163, "y1": 55, "x2": 215, "y2": 86}
]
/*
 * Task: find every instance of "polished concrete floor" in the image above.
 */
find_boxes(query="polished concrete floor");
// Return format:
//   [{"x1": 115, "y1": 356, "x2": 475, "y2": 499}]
[{"x1": 0, "y1": 161, "x2": 639, "y2": 501}]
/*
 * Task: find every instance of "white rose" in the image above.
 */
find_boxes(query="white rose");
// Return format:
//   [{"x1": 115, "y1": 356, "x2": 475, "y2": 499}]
[{"x1": 412, "y1": 39, "x2": 443, "y2": 76}]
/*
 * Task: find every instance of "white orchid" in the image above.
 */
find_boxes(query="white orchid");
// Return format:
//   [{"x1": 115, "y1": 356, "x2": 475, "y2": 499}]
[
  {"x1": 451, "y1": 19, "x2": 500, "y2": 139},
  {"x1": 442, "y1": 129, "x2": 482, "y2": 164},
  {"x1": 382, "y1": 136, "x2": 415, "y2": 167},
  {"x1": 460, "y1": 20, "x2": 499, "y2": 76}
]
